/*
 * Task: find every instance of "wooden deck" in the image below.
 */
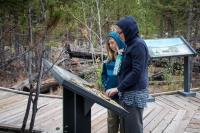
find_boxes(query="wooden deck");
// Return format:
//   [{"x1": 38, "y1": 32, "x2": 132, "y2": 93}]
[{"x1": 0, "y1": 87, "x2": 200, "y2": 133}]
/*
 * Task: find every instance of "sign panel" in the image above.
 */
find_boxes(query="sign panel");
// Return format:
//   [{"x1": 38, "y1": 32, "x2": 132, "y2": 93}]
[
  {"x1": 144, "y1": 36, "x2": 197, "y2": 58},
  {"x1": 44, "y1": 60, "x2": 129, "y2": 117}
]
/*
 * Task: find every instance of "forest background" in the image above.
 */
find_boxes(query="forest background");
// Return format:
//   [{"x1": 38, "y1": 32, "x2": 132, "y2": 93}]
[{"x1": 0, "y1": 0, "x2": 200, "y2": 94}]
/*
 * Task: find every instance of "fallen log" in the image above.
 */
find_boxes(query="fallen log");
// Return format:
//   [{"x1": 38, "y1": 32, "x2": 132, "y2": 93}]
[
  {"x1": 35, "y1": 78, "x2": 59, "y2": 93},
  {"x1": 21, "y1": 78, "x2": 59, "y2": 93},
  {"x1": 71, "y1": 60, "x2": 94, "y2": 65},
  {"x1": 149, "y1": 71, "x2": 163, "y2": 80},
  {"x1": 67, "y1": 51, "x2": 102, "y2": 60},
  {"x1": 64, "y1": 43, "x2": 104, "y2": 60}
]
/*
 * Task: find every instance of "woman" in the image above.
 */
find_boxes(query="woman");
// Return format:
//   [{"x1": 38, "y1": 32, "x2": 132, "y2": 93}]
[
  {"x1": 106, "y1": 16, "x2": 149, "y2": 133},
  {"x1": 101, "y1": 31, "x2": 125, "y2": 133}
]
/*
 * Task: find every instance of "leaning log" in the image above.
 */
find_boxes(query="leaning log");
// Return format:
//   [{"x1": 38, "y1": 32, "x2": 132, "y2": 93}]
[
  {"x1": 55, "y1": 58, "x2": 69, "y2": 65},
  {"x1": 10, "y1": 74, "x2": 38, "y2": 90}
]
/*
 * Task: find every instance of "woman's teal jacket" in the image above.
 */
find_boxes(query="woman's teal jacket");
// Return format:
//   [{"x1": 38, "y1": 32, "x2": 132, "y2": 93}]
[{"x1": 101, "y1": 32, "x2": 125, "y2": 100}]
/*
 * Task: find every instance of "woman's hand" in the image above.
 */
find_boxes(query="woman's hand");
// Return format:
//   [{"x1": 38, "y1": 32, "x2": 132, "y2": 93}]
[
  {"x1": 118, "y1": 48, "x2": 124, "y2": 53},
  {"x1": 106, "y1": 88, "x2": 119, "y2": 97}
]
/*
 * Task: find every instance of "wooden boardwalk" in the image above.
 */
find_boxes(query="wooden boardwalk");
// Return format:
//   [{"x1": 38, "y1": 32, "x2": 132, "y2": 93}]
[{"x1": 0, "y1": 87, "x2": 200, "y2": 133}]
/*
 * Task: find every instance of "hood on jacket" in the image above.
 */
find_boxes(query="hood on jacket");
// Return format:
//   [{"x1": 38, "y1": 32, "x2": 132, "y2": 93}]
[
  {"x1": 116, "y1": 16, "x2": 139, "y2": 45},
  {"x1": 106, "y1": 31, "x2": 125, "y2": 50}
]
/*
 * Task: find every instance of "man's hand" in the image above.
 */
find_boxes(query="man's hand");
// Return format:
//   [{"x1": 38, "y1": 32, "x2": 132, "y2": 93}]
[{"x1": 106, "y1": 88, "x2": 119, "y2": 97}]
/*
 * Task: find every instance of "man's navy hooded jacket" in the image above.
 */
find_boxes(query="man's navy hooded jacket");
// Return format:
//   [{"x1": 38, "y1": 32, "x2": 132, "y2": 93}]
[
  {"x1": 116, "y1": 16, "x2": 149, "y2": 92},
  {"x1": 101, "y1": 32, "x2": 125, "y2": 100}
]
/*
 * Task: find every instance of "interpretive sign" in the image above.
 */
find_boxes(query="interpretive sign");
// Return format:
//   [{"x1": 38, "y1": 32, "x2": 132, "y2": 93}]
[
  {"x1": 44, "y1": 59, "x2": 128, "y2": 133},
  {"x1": 145, "y1": 36, "x2": 197, "y2": 97},
  {"x1": 145, "y1": 36, "x2": 196, "y2": 58}
]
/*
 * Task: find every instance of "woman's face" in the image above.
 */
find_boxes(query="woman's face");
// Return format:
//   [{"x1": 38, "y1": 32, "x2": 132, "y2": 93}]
[
  {"x1": 108, "y1": 38, "x2": 118, "y2": 52},
  {"x1": 115, "y1": 25, "x2": 125, "y2": 42}
]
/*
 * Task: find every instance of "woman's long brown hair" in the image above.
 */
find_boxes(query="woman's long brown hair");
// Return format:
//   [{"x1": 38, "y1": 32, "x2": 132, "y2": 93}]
[{"x1": 105, "y1": 37, "x2": 119, "y2": 62}]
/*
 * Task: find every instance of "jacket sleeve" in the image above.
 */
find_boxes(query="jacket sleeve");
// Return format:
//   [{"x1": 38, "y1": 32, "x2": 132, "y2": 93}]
[{"x1": 101, "y1": 62, "x2": 108, "y2": 87}]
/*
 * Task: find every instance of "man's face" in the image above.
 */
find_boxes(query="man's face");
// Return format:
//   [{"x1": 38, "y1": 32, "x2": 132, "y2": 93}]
[{"x1": 115, "y1": 25, "x2": 125, "y2": 42}]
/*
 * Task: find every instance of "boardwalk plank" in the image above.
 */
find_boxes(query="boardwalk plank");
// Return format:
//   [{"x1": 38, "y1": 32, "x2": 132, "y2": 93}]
[
  {"x1": 143, "y1": 107, "x2": 163, "y2": 127},
  {"x1": 166, "y1": 95, "x2": 199, "y2": 110},
  {"x1": 174, "y1": 110, "x2": 195, "y2": 133},
  {"x1": 177, "y1": 95, "x2": 200, "y2": 109},
  {"x1": 154, "y1": 99, "x2": 174, "y2": 109},
  {"x1": 189, "y1": 118, "x2": 200, "y2": 125},
  {"x1": 0, "y1": 90, "x2": 12, "y2": 97},
  {"x1": 91, "y1": 103, "x2": 100, "y2": 110},
  {"x1": 40, "y1": 117, "x2": 62, "y2": 131},
  {"x1": 91, "y1": 108, "x2": 107, "y2": 121},
  {"x1": 0, "y1": 97, "x2": 51, "y2": 121},
  {"x1": 92, "y1": 112, "x2": 107, "y2": 127},
  {"x1": 0, "y1": 91, "x2": 16, "y2": 99},
  {"x1": 162, "y1": 95, "x2": 194, "y2": 111},
  {"x1": 2, "y1": 99, "x2": 58, "y2": 125},
  {"x1": 151, "y1": 109, "x2": 178, "y2": 133},
  {"x1": 144, "y1": 108, "x2": 171, "y2": 132},
  {"x1": 188, "y1": 96, "x2": 200, "y2": 103},
  {"x1": 143, "y1": 106, "x2": 156, "y2": 119},
  {"x1": 185, "y1": 128, "x2": 200, "y2": 133},
  {"x1": 163, "y1": 110, "x2": 187, "y2": 133},
  {"x1": 25, "y1": 104, "x2": 62, "y2": 126},
  {"x1": 0, "y1": 97, "x2": 53, "y2": 113},
  {"x1": 147, "y1": 102, "x2": 162, "y2": 107},
  {"x1": 0, "y1": 98, "x2": 28, "y2": 113},
  {"x1": 0, "y1": 94, "x2": 26, "y2": 106},
  {"x1": 194, "y1": 92, "x2": 200, "y2": 101},
  {"x1": 91, "y1": 118, "x2": 107, "y2": 133},
  {"x1": 31, "y1": 102, "x2": 63, "y2": 128},
  {"x1": 35, "y1": 110, "x2": 62, "y2": 129},
  {"x1": 95, "y1": 125, "x2": 107, "y2": 133},
  {"x1": 156, "y1": 96, "x2": 184, "y2": 110},
  {"x1": 143, "y1": 129, "x2": 150, "y2": 133},
  {"x1": 91, "y1": 104, "x2": 105, "y2": 116},
  {"x1": 187, "y1": 124, "x2": 200, "y2": 129}
]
